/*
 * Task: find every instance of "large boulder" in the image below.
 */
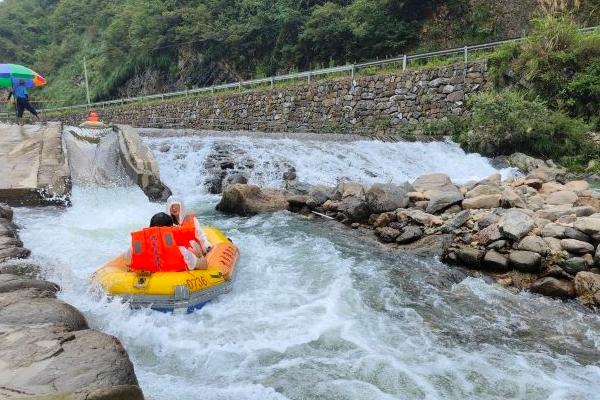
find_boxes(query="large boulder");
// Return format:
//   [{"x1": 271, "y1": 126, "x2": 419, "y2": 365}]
[
  {"x1": 462, "y1": 194, "x2": 501, "y2": 210},
  {"x1": 412, "y1": 173, "x2": 454, "y2": 194},
  {"x1": 307, "y1": 185, "x2": 334, "y2": 206},
  {"x1": 426, "y1": 189, "x2": 463, "y2": 214},
  {"x1": 509, "y1": 250, "x2": 542, "y2": 273},
  {"x1": 530, "y1": 277, "x2": 575, "y2": 298},
  {"x1": 333, "y1": 181, "x2": 365, "y2": 201},
  {"x1": 0, "y1": 289, "x2": 88, "y2": 331},
  {"x1": 398, "y1": 209, "x2": 443, "y2": 226},
  {"x1": 517, "y1": 236, "x2": 550, "y2": 256},
  {"x1": 498, "y1": 210, "x2": 534, "y2": 241},
  {"x1": 396, "y1": 226, "x2": 424, "y2": 244},
  {"x1": 0, "y1": 274, "x2": 59, "y2": 293},
  {"x1": 482, "y1": 250, "x2": 510, "y2": 271},
  {"x1": 573, "y1": 217, "x2": 600, "y2": 236},
  {"x1": 507, "y1": 153, "x2": 546, "y2": 173},
  {"x1": 500, "y1": 188, "x2": 527, "y2": 209},
  {"x1": 366, "y1": 183, "x2": 410, "y2": 213},
  {"x1": 564, "y1": 180, "x2": 590, "y2": 194},
  {"x1": 574, "y1": 271, "x2": 600, "y2": 306},
  {"x1": 545, "y1": 190, "x2": 578, "y2": 206},
  {"x1": 560, "y1": 239, "x2": 595, "y2": 255},
  {"x1": 0, "y1": 323, "x2": 141, "y2": 398},
  {"x1": 440, "y1": 210, "x2": 470, "y2": 233},
  {"x1": 0, "y1": 246, "x2": 31, "y2": 264},
  {"x1": 0, "y1": 204, "x2": 13, "y2": 221},
  {"x1": 338, "y1": 197, "x2": 371, "y2": 221},
  {"x1": 595, "y1": 244, "x2": 600, "y2": 267},
  {"x1": 216, "y1": 184, "x2": 288, "y2": 216},
  {"x1": 476, "y1": 224, "x2": 502, "y2": 246},
  {"x1": 454, "y1": 246, "x2": 484, "y2": 269},
  {"x1": 465, "y1": 185, "x2": 502, "y2": 198},
  {"x1": 376, "y1": 227, "x2": 401, "y2": 243}
]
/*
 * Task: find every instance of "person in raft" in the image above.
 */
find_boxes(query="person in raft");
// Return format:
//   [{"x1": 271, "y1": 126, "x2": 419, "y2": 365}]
[
  {"x1": 166, "y1": 196, "x2": 212, "y2": 255},
  {"x1": 124, "y1": 212, "x2": 207, "y2": 272}
]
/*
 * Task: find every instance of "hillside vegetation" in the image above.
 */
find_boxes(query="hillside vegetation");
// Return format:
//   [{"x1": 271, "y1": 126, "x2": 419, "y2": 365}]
[{"x1": 1, "y1": 0, "x2": 598, "y2": 106}]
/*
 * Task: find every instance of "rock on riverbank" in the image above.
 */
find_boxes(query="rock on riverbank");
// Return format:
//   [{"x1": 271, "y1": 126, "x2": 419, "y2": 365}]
[
  {"x1": 216, "y1": 165, "x2": 600, "y2": 308},
  {"x1": 0, "y1": 204, "x2": 144, "y2": 399}
]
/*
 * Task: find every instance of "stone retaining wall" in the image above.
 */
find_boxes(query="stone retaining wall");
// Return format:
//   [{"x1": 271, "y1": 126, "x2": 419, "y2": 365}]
[{"x1": 51, "y1": 61, "x2": 489, "y2": 133}]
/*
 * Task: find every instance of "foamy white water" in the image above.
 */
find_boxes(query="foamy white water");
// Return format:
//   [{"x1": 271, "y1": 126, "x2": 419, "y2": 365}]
[{"x1": 14, "y1": 134, "x2": 600, "y2": 400}]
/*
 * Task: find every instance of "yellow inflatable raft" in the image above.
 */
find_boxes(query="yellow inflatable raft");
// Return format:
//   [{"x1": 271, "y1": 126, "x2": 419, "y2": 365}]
[{"x1": 91, "y1": 227, "x2": 239, "y2": 313}]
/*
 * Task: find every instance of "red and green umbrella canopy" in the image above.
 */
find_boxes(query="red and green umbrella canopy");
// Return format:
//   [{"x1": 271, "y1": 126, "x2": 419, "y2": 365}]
[{"x1": 0, "y1": 64, "x2": 47, "y2": 89}]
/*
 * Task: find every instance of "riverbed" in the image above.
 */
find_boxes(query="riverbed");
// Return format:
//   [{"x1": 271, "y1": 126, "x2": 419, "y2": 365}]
[{"x1": 14, "y1": 134, "x2": 600, "y2": 400}]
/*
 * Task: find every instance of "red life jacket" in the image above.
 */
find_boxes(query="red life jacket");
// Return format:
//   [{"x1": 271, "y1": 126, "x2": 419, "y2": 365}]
[
  {"x1": 172, "y1": 225, "x2": 196, "y2": 247},
  {"x1": 130, "y1": 227, "x2": 187, "y2": 273}
]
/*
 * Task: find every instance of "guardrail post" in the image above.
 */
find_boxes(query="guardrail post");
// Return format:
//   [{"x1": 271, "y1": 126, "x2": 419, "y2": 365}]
[
  {"x1": 308, "y1": 72, "x2": 311, "y2": 84},
  {"x1": 464, "y1": 46, "x2": 468, "y2": 63},
  {"x1": 211, "y1": 87, "x2": 215, "y2": 95},
  {"x1": 351, "y1": 65, "x2": 355, "y2": 80},
  {"x1": 270, "y1": 78, "x2": 274, "y2": 89},
  {"x1": 238, "y1": 82, "x2": 242, "y2": 91},
  {"x1": 402, "y1": 55, "x2": 407, "y2": 71}
]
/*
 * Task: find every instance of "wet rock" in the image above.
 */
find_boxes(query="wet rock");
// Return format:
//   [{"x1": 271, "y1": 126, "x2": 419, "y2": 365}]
[
  {"x1": 560, "y1": 239, "x2": 595, "y2": 255},
  {"x1": 366, "y1": 183, "x2": 410, "y2": 213},
  {"x1": 574, "y1": 271, "x2": 600, "y2": 306},
  {"x1": 373, "y1": 213, "x2": 393, "y2": 228},
  {"x1": 333, "y1": 181, "x2": 365, "y2": 201},
  {"x1": 541, "y1": 265, "x2": 573, "y2": 280},
  {"x1": 0, "y1": 204, "x2": 13, "y2": 221},
  {"x1": 396, "y1": 226, "x2": 423, "y2": 244},
  {"x1": 455, "y1": 246, "x2": 484, "y2": 269},
  {"x1": 338, "y1": 197, "x2": 371, "y2": 222},
  {"x1": 482, "y1": 250, "x2": 510, "y2": 271},
  {"x1": 562, "y1": 257, "x2": 588, "y2": 275},
  {"x1": 216, "y1": 184, "x2": 289, "y2": 216},
  {"x1": 462, "y1": 194, "x2": 501, "y2": 210},
  {"x1": 530, "y1": 277, "x2": 575, "y2": 298},
  {"x1": 0, "y1": 261, "x2": 43, "y2": 279},
  {"x1": 509, "y1": 251, "x2": 542, "y2": 273},
  {"x1": 426, "y1": 189, "x2": 463, "y2": 214},
  {"x1": 0, "y1": 289, "x2": 88, "y2": 331},
  {"x1": 0, "y1": 324, "x2": 140, "y2": 397},
  {"x1": 536, "y1": 205, "x2": 576, "y2": 222},
  {"x1": 0, "y1": 246, "x2": 30, "y2": 263},
  {"x1": 285, "y1": 180, "x2": 313, "y2": 195},
  {"x1": 397, "y1": 234, "x2": 454, "y2": 257},
  {"x1": 308, "y1": 185, "x2": 334, "y2": 206},
  {"x1": 376, "y1": 227, "x2": 401, "y2": 243},
  {"x1": 517, "y1": 236, "x2": 550, "y2": 255},
  {"x1": 0, "y1": 274, "x2": 59, "y2": 293},
  {"x1": 159, "y1": 143, "x2": 171, "y2": 153},
  {"x1": 282, "y1": 168, "x2": 297, "y2": 181},
  {"x1": 499, "y1": 210, "x2": 534, "y2": 241},
  {"x1": 223, "y1": 172, "x2": 248, "y2": 187}
]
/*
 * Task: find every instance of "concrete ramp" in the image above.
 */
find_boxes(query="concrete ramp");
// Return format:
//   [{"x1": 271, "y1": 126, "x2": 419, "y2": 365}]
[{"x1": 0, "y1": 123, "x2": 71, "y2": 206}]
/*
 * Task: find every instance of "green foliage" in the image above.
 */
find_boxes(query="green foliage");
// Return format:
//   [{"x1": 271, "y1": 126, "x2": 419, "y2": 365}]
[
  {"x1": 0, "y1": 0, "x2": 443, "y2": 104},
  {"x1": 457, "y1": 90, "x2": 592, "y2": 161}
]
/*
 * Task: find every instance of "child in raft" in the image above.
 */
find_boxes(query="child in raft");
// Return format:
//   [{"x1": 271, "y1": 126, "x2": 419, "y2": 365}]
[{"x1": 166, "y1": 196, "x2": 212, "y2": 255}]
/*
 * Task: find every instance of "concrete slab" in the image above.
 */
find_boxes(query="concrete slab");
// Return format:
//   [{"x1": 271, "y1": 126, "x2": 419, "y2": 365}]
[{"x1": 0, "y1": 123, "x2": 71, "y2": 206}]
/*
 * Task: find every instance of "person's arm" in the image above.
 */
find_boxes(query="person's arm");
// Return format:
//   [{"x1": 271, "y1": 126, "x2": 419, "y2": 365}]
[
  {"x1": 7, "y1": 91, "x2": 12, "y2": 101},
  {"x1": 193, "y1": 218, "x2": 212, "y2": 254},
  {"x1": 180, "y1": 247, "x2": 207, "y2": 270}
]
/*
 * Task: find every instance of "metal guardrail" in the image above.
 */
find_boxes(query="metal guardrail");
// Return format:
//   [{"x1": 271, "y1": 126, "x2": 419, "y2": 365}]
[{"x1": 38, "y1": 25, "x2": 598, "y2": 113}]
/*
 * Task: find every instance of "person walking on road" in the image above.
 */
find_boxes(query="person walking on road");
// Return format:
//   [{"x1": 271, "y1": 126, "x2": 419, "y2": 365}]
[{"x1": 7, "y1": 79, "x2": 40, "y2": 125}]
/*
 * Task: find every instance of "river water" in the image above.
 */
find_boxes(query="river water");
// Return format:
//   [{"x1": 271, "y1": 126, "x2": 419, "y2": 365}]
[{"x1": 14, "y1": 133, "x2": 600, "y2": 400}]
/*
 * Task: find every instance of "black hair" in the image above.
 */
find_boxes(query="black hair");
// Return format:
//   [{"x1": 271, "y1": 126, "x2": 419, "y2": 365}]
[{"x1": 149, "y1": 212, "x2": 174, "y2": 227}]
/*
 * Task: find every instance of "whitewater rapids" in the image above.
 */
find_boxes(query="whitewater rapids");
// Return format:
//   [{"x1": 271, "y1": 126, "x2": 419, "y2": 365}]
[{"x1": 14, "y1": 133, "x2": 600, "y2": 400}]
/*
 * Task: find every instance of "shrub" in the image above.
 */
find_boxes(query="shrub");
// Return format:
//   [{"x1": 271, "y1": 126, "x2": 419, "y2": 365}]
[{"x1": 457, "y1": 90, "x2": 591, "y2": 160}]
